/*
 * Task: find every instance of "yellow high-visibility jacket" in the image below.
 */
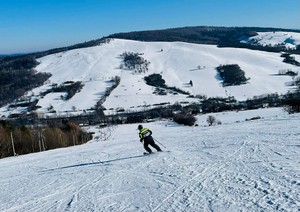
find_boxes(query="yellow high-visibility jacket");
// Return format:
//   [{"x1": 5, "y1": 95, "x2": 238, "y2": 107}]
[{"x1": 139, "y1": 128, "x2": 152, "y2": 142}]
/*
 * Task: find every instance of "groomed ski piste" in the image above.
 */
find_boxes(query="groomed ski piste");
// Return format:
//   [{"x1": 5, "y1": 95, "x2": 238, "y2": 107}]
[{"x1": 0, "y1": 107, "x2": 299, "y2": 211}]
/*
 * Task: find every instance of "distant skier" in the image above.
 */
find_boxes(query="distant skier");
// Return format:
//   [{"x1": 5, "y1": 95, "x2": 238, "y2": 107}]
[{"x1": 138, "y1": 125, "x2": 162, "y2": 154}]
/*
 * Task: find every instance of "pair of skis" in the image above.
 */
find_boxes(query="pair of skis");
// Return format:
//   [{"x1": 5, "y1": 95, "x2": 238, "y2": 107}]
[{"x1": 143, "y1": 150, "x2": 170, "y2": 155}]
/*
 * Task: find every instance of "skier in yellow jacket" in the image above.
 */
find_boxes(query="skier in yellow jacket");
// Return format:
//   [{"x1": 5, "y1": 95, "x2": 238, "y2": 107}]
[{"x1": 138, "y1": 125, "x2": 162, "y2": 153}]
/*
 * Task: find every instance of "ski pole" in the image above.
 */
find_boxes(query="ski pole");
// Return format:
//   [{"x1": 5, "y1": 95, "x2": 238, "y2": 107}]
[{"x1": 153, "y1": 138, "x2": 166, "y2": 148}]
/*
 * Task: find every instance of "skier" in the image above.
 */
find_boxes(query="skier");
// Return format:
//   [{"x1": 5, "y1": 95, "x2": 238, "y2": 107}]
[{"x1": 138, "y1": 125, "x2": 162, "y2": 154}]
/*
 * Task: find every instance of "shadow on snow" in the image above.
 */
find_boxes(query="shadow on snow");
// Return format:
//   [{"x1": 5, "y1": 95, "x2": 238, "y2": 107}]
[{"x1": 40, "y1": 154, "x2": 147, "y2": 172}]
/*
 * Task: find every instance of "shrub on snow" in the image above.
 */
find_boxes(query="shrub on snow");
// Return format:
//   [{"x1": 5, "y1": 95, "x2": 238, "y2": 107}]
[{"x1": 173, "y1": 113, "x2": 197, "y2": 126}]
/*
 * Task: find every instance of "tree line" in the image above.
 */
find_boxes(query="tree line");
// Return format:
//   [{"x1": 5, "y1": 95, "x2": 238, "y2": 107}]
[
  {"x1": 0, "y1": 57, "x2": 51, "y2": 106},
  {"x1": 0, "y1": 38, "x2": 111, "y2": 107},
  {"x1": 0, "y1": 120, "x2": 92, "y2": 159},
  {"x1": 107, "y1": 26, "x2": 300, "y2": 54}
]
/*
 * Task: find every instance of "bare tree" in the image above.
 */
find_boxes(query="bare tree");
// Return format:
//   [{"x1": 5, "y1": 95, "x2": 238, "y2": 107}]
[{"x1": 206, "y1": 115, "x2": 216, "y2": 126}]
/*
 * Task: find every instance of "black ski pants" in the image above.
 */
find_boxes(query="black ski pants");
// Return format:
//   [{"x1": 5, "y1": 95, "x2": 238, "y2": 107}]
[{"x1": 143, "y1": 137, "x2": 162, "y2": 153}]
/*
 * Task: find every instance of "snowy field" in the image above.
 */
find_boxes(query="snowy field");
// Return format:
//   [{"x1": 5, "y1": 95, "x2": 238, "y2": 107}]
[
  {"x1": 1, "y1": 34, "x2": 299, "y2": 117},
  {"x1": 241, "y1": 31, "x2": 300, "y2": 49},
  {"x1": 1, "y1": 108, "x2": 299, "y2": 211}
]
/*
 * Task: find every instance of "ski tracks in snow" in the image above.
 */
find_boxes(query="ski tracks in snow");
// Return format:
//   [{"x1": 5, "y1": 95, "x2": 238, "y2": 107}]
[
  {"x1": 1, "y1": 114, "x2": 299, "y2": 212},
  {"x1": 152, "y1": 120, "x2": 300, "y2": 212},
  {"x1": 152, "y1": 136, "x2": 252, "y2": 211}
]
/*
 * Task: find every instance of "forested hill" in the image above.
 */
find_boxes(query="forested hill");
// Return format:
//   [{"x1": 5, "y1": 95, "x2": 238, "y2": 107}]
[
  {"x1": 0, "y1": 39, "x2": 109, "y2": 106},
  {"x1": 107, "y1": 26, "x2": 300, "y2": 54},
  {"x1": 1, "y1": 26, "x2": 300, "y2": 108}
]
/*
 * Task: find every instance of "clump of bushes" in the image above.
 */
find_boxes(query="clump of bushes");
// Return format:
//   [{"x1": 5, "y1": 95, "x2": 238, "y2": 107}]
[
  {"x1": 216, "y1": 64, "x2": 249, "y2": 86},
  {"x1": 206, "y1": 115, "x2": 222, "y2": 126},
  {"x1": 119, "y1": 52, "x2": 150, "y2": 73},
  {"x1": 173, "y1": 113, "x2": 197, "y2": 126},
  {"x1": 145, "y1": 73, "x2": 190, "y2": 95},
  {"x1": 283, "y1": 89, "x2": 300, "y2": 113},
  {"x1": 144, "y1": 73, "x2": 165, "y2": 87},
  {"x1": 104, "y1": 76, "x2": 121, "y2": 97},
  {"x1": 95, "y1": 76, "x2": 121, "y2": 114},
  {"x1": 206, "y1": 115, "x2": 217, "y2": 126},
  {"x1": 278, "y1": 69, "x2": 298, "y2": 76},
  {"x1": 201, "y1": 97, "x2": 238, "y2": 113},
  {"x1": 281, "y1": 53, "x2": 300, "y2": 66},
  {"x1": 245, "y1": 116, "x2": 261, "y2": 121},
  {"x1": 42, "y1": 81, "x2": 84, "y2": 100}
]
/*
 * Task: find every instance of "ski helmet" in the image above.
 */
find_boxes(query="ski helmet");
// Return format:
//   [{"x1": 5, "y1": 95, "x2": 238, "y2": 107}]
[{"x1": 138, "y1": 125, "x2": 143, "y2": 130}]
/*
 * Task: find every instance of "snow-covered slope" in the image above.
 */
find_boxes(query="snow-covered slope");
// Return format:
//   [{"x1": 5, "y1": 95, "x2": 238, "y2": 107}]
[
  {"x1": 1, "y1": 36, "x2": 300, "y2": 117},
  {"x1": 0, "y1": 108, "x2": 299, "y2": 211},
  {"x1": 240, "y1": 31, "x2": 300, "y2": 49}
]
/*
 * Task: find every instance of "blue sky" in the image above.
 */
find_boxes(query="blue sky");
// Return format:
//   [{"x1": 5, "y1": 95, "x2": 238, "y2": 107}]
[{"x1": 0, "y1": 0, "x2": 299, "y2": 54}]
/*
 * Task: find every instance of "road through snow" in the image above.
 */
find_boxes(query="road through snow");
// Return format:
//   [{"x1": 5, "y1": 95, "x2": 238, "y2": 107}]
[{"x1": 0, "y1": 110, "x2": 299, "y2": 211}]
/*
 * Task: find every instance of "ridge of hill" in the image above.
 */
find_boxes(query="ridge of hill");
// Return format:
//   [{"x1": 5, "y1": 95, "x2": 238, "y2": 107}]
[{"x1": 107, "y1": 26, "x2": 300, "y2": 53}]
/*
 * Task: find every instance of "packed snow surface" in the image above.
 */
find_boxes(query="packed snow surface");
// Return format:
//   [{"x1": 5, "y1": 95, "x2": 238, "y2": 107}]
[{"x1": 1, "y1": 108, "x2": 299, "y2": 211}]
